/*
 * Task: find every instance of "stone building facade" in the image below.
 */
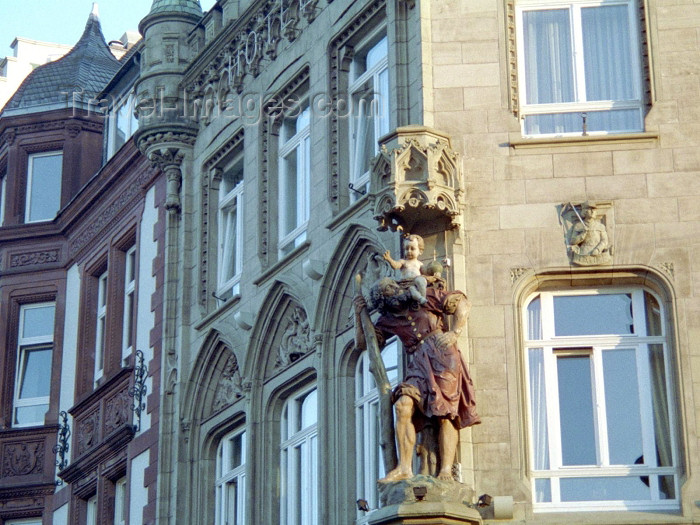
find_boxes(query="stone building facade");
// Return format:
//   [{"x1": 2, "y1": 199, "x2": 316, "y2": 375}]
[{"x1": 1, "y1": 0, "x2": 700, "y2": 524}]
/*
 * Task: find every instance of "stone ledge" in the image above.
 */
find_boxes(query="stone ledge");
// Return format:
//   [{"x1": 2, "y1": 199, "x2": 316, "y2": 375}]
[{"x1": 368, "y1": 501, "x2": 482, "y2": 525}]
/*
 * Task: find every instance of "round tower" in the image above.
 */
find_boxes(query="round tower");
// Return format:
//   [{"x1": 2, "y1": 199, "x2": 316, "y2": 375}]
[{"x1": 134, "y1": 0, "x2": 202, "y2": 211}]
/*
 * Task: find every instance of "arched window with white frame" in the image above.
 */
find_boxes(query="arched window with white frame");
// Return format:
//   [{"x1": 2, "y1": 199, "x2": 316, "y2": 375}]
[
  {"x1": 280, "y1": 385, "x2": 318, "y2": 525},
  {"x1": 354, "y1": 337, "x2": 401, "y2": 522},
  {"x1": 523, "y1": 287, "x2": 680, "y2": 512},
  {"x1": 349, "y1": 32, "x2": 389, "y2": 199},
  {"x1": 216, "y1": 427, "x2": 247, "y2": 525}
]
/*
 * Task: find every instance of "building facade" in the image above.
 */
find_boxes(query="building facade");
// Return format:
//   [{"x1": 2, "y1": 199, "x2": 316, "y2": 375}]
[{"x1": 1, "y1": 0, "x2": 700, "y2": 524}]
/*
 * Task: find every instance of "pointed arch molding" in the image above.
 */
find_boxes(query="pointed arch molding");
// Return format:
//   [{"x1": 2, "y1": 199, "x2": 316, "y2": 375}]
[
  {"x1": 246, "y1": 280, "x2": 316, "y2": 382},
  {"x1": 315, "y1": 225, "x2": 385, "y2": 336},
  {"x1": 183, "y1": 330, "x2": 244, "y2": 424}
]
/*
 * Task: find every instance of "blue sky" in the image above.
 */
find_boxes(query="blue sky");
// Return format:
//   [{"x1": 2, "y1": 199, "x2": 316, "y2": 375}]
[{"x1": 0, "y1": 1, "x2": 216, "y2": 55}]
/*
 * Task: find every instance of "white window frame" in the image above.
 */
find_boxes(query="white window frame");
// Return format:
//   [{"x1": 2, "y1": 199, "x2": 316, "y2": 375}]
[
  {"x1": 349, "y1": 32, "x2": 390, "y2": 199},
  {"x1": 6, "y1": 519, "x2": 42, "y2": 525},
  {"x1": 13, "y1": 302, "x2": 55, "y2": 428},
  {"x1": 122, "y1": 247, "x2": 136, "y2": 363},
  {"x1": 86, "y1": 494, "x2": 98, "y2": 525},
  {"x1": 94, "y1": 271, "x2": 108, "y2": 382},
  {"x1": 523, "y1": 288, "x2": 679, "y2": 512},
  {"x1": 280, "y1": 385, "x2": 318, "y2": 525},
  {"x1": 515, "y1": 0, "x2": 644, "y2": 137},
  {"x1": 106, "y1": 91, "x2": 139, "y2": 158},
  {"x1": 215, "y1": 428, "x2": 247, "y2": 525},
  {"x1": 354, "y1": 338, "x2": 400, "y2": 522},
  {"x1": 114, "y1": 477, "x2": 128, "y2": 525},
  {"x1": 278, "y1": 104, "x2": 311, "y2": 257},
  {"x1": 217, "y1": 157, "x2": 244, "y2": 300},
  {"x1": 25, "y1": 150, "x2": 63, "y2": 223}
]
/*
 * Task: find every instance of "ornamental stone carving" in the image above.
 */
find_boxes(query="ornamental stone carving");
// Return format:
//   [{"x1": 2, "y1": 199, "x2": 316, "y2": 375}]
[
  {"x1": 9, "y1": 249, "x2": 60, "y2": 268},
  {"x1": 212, "y1": 353, "x2": 244, "y2": 413},
  {"x1": 77, "y1": 411, "x2": 99, "y2": 457},
  {"x1": 2, "y1": 442, "x2": 44, "y2": 477},
  {"x1": 369, "y1": 126, "x2": 464, "y2": 233},
  {"x1": 275, "y1": 306, "x2": 312, "y2": 368},
  {"x1": 561, "y1": 201, "x2": 613, "y2": 266},
  {"x1": 104, "y1": 390, "x2": 132, "y2": 434}
]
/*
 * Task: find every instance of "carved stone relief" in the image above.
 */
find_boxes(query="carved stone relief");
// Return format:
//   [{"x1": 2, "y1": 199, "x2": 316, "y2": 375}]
[
  {"x1": 560, "y1": 202, "x2": 613, "y2": 266},
  {"x1": 2, "y1": 441, "x2": 44, "y2": 477},
  {"x1": 104, "y1": 390, "x2": 132, "y2": 435},
  {"x1": 275, "y1": 306, "x2": 313, "y2": 368},
  {"x1": 77, "y1": 411, "x2": 99, "y2": 457},
  {"x1": 212, "y1": 353, "x2": 244, "y2": 414}
]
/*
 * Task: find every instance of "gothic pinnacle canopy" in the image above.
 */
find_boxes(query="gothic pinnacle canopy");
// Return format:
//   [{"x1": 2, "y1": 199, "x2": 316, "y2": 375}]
[{"x1": 1, "y1": 7, "x2": 120, "y2": 115}]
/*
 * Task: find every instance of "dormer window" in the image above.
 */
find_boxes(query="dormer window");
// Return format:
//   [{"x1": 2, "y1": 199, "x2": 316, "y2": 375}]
[
  {"x1": 105, "y1": 92, "x2": 138, "y2": 160},
  {"x1": 25, "y1": 151, "x2": 62, "y2": 223}
]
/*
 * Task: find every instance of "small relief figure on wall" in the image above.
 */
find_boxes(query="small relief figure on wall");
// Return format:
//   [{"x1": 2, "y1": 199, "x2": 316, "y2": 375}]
[{"x1": 564, "y1": 202, "x2": 613, "y2": 266}]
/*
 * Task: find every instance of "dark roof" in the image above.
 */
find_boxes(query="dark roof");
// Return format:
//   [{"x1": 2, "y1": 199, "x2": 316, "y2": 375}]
[
  {"x1": 148, "y1": 0, "x2": 203, "y2": 17},
  {"x1": 2, "y1": 10, "x2": 120, "y2": 114}
]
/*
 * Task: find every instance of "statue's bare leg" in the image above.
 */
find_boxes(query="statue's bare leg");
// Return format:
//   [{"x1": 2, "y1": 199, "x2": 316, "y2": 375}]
[
  {"x1": 379, "y1": 395, "x2": 415, "y2": 482},
  {"x1": 437, "y1": 418, "x2": 458, "y2": 480}
]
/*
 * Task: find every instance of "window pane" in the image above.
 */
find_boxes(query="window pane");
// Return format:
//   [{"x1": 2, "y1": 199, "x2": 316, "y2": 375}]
[
  {"x1": 19, "y1": 347, "x2": 52, "y2": 398},
  {"x1": 603, "y1": 349, "x2": 642, "y2": 465},
  {"x1": 560, "y1": 476, "x2": 650, "y2": 501},
  {"x1": 366, "y1": 36, "x2": 387, "y2": 70},
  {"x1": 301, "y1": 389, "x2": 317, "y2": 430},
  {"x1": 535, "y1": 478, "x2": 551, "y2": 503},
  {"x1": 582, "y1": 5, "x2": 635, "y2": 102},
  {"x1": 282, "y1": 148, "x2": 298, "y2": 237},
  {"x1": 22, "y1": 305, "x2": 55, "y2": 339},
  {"x1": 553, "y1": 294, "x2": 633, "y2": 336},
  {"x1": 649, "y1": 344, "x2": 672, "y2": 467},
  {"x1": 14, "y1": 405, "x2": 48, "y2": 426},
  {"x1": 557, "y1": 355, "x2": 596, "y2": 465},
  {"x1": 522, "y1": 9, "x2": 574, "y2": 105},
  {"x1": 527, "y1": 296, "x2": 542, "y2": 340},
  {"x1": 644, "y1": 292, "x2": 662, "y2": 336},
  {"x1": 229, "y1": 431, "x2": 245, "y2": 469},
  {"x1": 27, "y1": 153, "x2": 62, "y2": 222},
  {"x1": 659, "y1": 475, "x2": 675, "y2": 500},
  {"x1": 529, "y1": 348, "x2": 550, "y2": 470}
]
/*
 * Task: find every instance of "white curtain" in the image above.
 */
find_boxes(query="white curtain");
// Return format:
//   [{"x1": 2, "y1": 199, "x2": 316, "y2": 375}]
[
  {"x1": 523, "y1": 9, "x2": 574, "y2": 105},
  {"x1": 529, "y1": 348, "x2": 550, "y2": 472}
]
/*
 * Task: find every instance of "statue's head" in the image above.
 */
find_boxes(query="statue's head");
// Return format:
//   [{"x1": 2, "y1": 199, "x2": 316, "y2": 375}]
[{"x1": 370, "y1": 277, "x2": 410, "y2": 313}]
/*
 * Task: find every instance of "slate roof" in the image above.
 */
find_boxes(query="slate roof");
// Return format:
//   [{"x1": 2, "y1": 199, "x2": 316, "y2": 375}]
[
  {"x1": 2, "y1": 10, "x2": 121, "y2": 114},
  {"x1": 148, "y1": 0, "x2": 202, "y2": 17}
]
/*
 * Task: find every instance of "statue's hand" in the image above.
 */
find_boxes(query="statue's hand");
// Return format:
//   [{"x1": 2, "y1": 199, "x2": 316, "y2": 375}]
[
  {"x1": 382, "y1": 250, "x2": 392, "y2": 261},
  {"x1": 353, "y1": 295, "x2": 368, "y2": 315},
  {"x1": 435, "y1": 330, "x2": 458, "y2": 351}
]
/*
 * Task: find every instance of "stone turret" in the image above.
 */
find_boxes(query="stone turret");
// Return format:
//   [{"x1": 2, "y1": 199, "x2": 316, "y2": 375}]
[{"x1": 134, "y1": 0, "x2": 203, "y2": 211}]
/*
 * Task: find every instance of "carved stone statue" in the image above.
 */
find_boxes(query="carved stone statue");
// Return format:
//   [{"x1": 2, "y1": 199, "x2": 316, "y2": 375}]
[
  {"x1": 353, "y1": 273, "x2": 480, "y2": 483},
  {"x1": 382, "y1": 234, "x2": 428, "y2": 305},
  {"x1": 568, "y1": 203, "x2": 612, "y2": 265}
]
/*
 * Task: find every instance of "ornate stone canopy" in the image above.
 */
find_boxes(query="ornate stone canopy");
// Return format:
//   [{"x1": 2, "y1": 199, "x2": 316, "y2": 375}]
[{"x1": 369, "y1": 126, "x2": 464, "y2": 233}]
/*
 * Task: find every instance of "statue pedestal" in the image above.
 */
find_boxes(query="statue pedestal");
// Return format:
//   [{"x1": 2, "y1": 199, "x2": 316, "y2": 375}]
[
  {"x1": 368, "y1": 501, "x2": 482, "y2": 525},
  {"x1": 370, "y1": 475, "x2": 482, "y2": 525}
]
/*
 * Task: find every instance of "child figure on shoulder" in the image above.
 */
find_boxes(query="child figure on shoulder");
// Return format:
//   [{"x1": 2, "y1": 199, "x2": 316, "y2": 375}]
[{"x1": 383, "y1": 234, "x2": 428, "y2": 305}]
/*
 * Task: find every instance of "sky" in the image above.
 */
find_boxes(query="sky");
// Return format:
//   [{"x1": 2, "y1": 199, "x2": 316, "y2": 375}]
[{"x1": 0, "y1": 0, "x2": 217, "y2": 55}]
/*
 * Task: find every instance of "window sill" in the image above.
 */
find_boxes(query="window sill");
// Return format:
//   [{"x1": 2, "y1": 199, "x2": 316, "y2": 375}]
[
  {"x1": 195, "y1": 292, "x2": 241, "y2": 330},
  {"x1": 509, "y1": 132, "x2": 659, "y2": 150},
  {"x1": 253, "y1": 240, "x2": 311, "y2": 287},
  {"x1": 326, "y1": 194, "x2": 370, "y2": 231}
]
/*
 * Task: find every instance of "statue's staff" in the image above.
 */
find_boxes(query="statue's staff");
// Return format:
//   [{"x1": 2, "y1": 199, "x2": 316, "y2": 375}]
[{"x1": 353, "y1": 273, "x2": 398, "y2": 473}]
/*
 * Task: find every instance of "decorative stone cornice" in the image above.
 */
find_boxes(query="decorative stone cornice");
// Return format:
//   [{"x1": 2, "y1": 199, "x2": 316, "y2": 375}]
[
  {"x1": 369, "y1": 126, "x2": 464, "y2": 233},
  {"x1": 183, "y1": 0, "x2": 320, "y2": 97}
]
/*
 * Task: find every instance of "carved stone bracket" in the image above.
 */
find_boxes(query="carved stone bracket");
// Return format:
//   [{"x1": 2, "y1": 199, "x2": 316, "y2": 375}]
[{"x1": 369, "y1": 126, "x2": 464, "y2": 233}]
